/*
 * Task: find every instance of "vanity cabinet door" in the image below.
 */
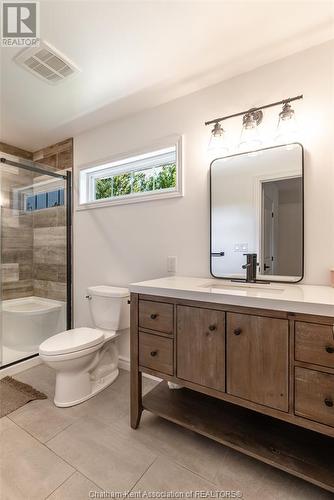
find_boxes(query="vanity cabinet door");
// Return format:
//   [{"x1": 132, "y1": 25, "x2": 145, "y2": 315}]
[
  {"x1": 227, "y1": 313, "x2": 289, "y2": 412},
  {"x1": 176, "y1": 305, "x2": 225, "y2": 391}
]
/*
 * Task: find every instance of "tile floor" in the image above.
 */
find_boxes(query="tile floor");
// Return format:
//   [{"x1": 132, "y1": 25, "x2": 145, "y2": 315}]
[{"x1": 1, "y1": 365, "x2": 333, "y2": 500}]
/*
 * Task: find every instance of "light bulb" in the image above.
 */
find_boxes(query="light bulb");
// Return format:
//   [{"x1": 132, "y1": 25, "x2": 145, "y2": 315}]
[
  {"x1": 239, "y1": 111, "x2": 263, "y2": 152},
  {"x1": 275, "y1": 102, "x2": 297, "y2": 143},
  {"x1": 208, "y1": 122, "x2": 230, "y2": 155}
]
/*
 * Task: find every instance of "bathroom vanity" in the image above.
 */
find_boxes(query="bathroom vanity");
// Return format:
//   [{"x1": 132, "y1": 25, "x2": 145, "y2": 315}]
[{"x1": 130, "y1": 277, "x2": 334, "y2": 493}]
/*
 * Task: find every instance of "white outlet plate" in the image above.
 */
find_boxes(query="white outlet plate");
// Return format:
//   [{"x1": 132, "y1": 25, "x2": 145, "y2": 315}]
[{"x1": 167, "y1": 256, "x2": 177, "y2": 274}]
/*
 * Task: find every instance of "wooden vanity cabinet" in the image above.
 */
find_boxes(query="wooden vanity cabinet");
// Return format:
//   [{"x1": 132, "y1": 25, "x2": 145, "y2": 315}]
[
  {"x1": 131, "y1": 293, "x2": 334, "y2": 493},
  {"x1": 227, "y1": 313, "x2": 289, "y2": 411},
  {"x1": 177, "y1": 305, "x2": 225, "y2": 391}
]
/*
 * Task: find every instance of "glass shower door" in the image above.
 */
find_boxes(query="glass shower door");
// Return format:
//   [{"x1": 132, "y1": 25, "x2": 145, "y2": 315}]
[{"x1": 0, "y1": 156, "x2": 71, "y2": 368}]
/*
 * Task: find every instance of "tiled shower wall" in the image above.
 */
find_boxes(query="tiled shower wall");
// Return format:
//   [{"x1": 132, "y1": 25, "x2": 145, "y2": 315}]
[
  {"x1": 32, "y1": 138, "x2": 72, "y2": 301},
  {"x1": 1, "y1": 164, "x2": 34, "y2": 300},
  {"x1": 33, "y1": 138, "x2": 73, "y2": 171},
  {"x1": 0, "y1": 139, "x2": 72, "y2": 302},
  {"x1": 33, "y1": 206, "x2": 67, "y2": 301},
  {"x1": 0, "y1": 143, "x2": 34, "y2": 299}
]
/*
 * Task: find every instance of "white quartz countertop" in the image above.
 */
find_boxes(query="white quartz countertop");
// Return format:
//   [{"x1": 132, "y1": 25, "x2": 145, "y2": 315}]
[{"x1": 129, "y1": 276, "x2": 334, "y2": 317}]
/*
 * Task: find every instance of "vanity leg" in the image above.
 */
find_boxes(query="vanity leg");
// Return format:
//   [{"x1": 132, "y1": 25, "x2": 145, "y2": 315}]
[
  {"x1": 130, "y1": 293, "x2": 142, "y2": 429},
  {"x1": 131, "y1": 371, "x2": 143, "y2": 429}
]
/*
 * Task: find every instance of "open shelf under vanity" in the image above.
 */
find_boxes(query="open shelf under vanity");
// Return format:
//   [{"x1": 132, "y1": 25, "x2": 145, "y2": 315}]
[{"x1": 143, "y1": 381, "x2": 334, "y2": 493}]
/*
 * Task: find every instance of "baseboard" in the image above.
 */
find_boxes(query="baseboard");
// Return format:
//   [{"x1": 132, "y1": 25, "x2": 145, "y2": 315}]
[
  {"x1": 118, "y1": 355, "x2": 130, "y2": 372},
  {"x1": 118, "y1": 355, "x2": 161, "y2": 382},
  {"x1": 0, "y1": 355, "x2": 42, "y2": 379}
]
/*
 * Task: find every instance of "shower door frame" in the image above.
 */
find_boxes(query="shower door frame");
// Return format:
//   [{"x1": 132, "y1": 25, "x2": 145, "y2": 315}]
[{"x1": 0, "y1": 157, "x2": 72, "y2": 369}]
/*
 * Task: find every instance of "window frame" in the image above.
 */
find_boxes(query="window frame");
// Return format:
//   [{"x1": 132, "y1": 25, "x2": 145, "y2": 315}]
[{"x1": 76, "y1": 135, "x2": 183, "y2": 210}]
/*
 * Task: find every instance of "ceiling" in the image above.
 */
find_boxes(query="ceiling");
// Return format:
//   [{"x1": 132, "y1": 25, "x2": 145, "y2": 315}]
[{"x1": 1, "y1": 0, "x2": 334, "y2": 151}]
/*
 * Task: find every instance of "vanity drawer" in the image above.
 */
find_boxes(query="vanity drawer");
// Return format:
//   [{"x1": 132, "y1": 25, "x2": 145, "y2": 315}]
[
  {"x1": 139, "y1": 332, "x2": 173, "y2": 375},
  {"x1": 295, "y1": 367, "x2": 334, "y2": 427},
  {"x1": 295, "y1": 321, "x2": 334, "y2": 368},
  {"x1": 139, "y1": 300, "x2": 174, "y2": 334}
]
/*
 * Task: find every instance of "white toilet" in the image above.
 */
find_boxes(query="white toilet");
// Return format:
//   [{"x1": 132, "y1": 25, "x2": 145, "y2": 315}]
[{"x1": 39, "y1": 285, "x2": 130, "y2": 407}]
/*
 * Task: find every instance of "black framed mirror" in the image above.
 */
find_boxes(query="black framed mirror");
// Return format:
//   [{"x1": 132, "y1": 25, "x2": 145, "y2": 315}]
[{"x1": 210, "y1": 143, "x2": 304, "y2": 282}]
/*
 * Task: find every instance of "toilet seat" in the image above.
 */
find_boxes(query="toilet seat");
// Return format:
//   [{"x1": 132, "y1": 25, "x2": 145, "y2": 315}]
[{"x1": 39, "y1": 327, "x2": 104, "y2": 356}]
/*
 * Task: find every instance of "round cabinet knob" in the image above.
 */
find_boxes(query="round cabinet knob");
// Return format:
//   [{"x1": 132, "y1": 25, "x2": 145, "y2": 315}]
[
  {"x1": 150, "y1": 350, "x2": 158, "y2": 357},
  {"x1": 234, "y1": 328, "x2": 242, "y2": 336},
  {"x1": 325, "y1": 346, "x2": 334, "y2": 354},
  {"x1": 208, "y1": 324, "x2": 216, "y2": 331},
  {"x1": 150, "y1": 313, "x2": 158, "y2": 320},
  {"x1": 324, "y1": 398, "x2": 333, "y2": 408}
]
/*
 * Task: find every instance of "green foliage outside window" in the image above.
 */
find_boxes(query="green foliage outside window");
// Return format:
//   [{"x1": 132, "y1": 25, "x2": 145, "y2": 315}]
[
  {"x1": 95, "y1": 163, "x2": 176, "y2": 200},
  {"x1": 95, "y1": 178, "x2": 112, "y2": 200}
]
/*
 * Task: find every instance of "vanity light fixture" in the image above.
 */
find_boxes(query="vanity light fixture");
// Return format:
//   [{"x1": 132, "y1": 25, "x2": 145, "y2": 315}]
[
  {"x1": 276, "y1": 101, "x2": 298, "y2": 142},
  {"x1": 239, "y1": 109, "x2": 263, "y2": 151},
  {"x1": 205, "y1": 94, "x2": 303, "y2": 153},
  {"x1": 208, "y1": 122, "x2": 230, "y2": 154}
]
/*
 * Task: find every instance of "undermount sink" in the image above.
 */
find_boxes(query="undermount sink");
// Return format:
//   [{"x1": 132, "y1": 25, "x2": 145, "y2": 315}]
[{"x1": 202, "y1": 281, "x2": 284, "y2": 293}]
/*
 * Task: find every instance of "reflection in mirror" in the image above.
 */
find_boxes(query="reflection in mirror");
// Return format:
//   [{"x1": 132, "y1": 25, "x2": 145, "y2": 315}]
[{"x1": 210, "y1": 144, "x2": 303, "y2": 282}]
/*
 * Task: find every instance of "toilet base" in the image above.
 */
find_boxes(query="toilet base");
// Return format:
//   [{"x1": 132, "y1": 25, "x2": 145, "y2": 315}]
[{"x1": 54, "y1": 368, "x2": 119, "y2": 407}]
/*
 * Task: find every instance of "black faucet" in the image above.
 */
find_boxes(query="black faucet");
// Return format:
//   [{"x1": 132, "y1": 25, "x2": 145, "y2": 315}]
[{"x1": 242, "y1": 253, "x2": 258, "y2": 282}]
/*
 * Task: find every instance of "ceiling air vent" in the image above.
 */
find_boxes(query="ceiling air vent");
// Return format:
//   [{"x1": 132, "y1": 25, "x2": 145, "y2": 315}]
[{"x1": 15, "y1": 41, "x2": 80, "y2": 84}]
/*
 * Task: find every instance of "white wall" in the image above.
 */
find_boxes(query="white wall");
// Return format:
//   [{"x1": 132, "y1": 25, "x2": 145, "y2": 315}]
[{"x1": 74, "y1": 40, "x2": 334, "y2": 362}]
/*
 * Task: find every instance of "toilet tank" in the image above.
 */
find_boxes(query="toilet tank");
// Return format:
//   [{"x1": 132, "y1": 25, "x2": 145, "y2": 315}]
[{"x1": 87, "y1": 285, "x2": 130, "y2": 331}]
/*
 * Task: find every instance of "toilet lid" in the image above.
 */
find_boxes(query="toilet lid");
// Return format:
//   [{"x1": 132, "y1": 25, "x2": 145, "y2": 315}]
[{"x1": 39, "y1": 327, "x2": 105, "y2": 356}]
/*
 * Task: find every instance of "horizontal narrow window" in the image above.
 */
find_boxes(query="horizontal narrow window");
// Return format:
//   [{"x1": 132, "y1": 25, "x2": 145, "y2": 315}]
[
  {"x1": 78, "y1": 138, "x2": 183, "y2": 209},
  {"x1": 25, "y1": 188, "x2": 65, "y2": 212}
]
